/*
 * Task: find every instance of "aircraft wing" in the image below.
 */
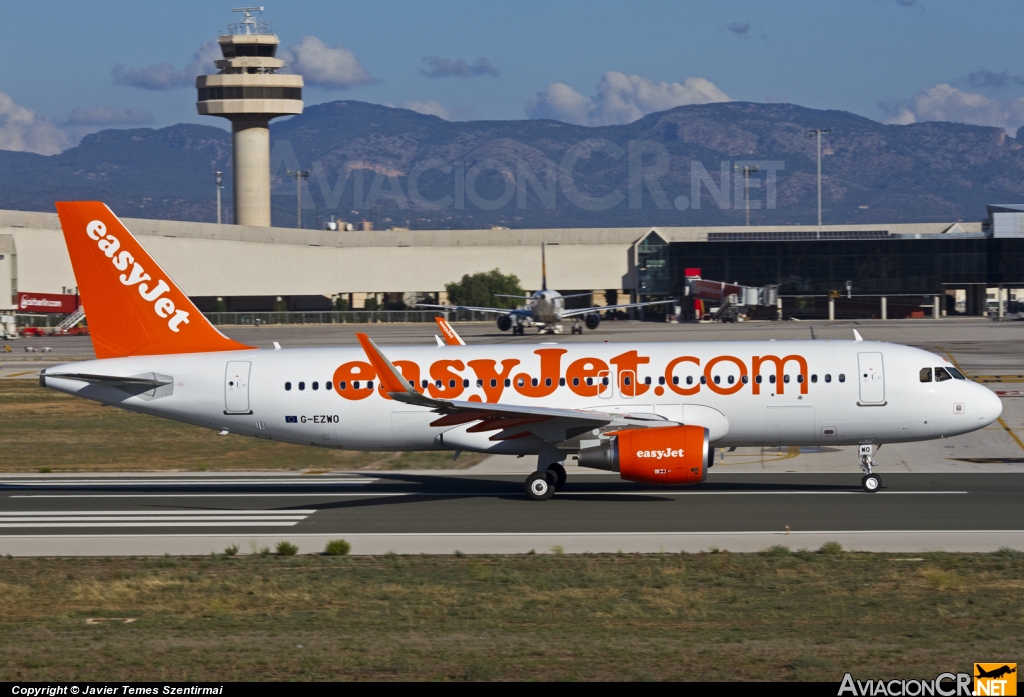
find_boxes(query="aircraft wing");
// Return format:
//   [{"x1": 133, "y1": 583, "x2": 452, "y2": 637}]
[
  {"x1": 561, "y1": 299, "x2": 677, "y2": 318},
  {"x1": 415, "y1": 303, "x2": 531, "y2": 317},
  {"x1": 356, "y1": 333, "x2": 669, "y2": 445}
]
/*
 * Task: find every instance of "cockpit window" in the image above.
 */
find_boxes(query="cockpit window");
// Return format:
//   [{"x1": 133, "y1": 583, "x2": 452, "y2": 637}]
[
  {"x1": 947, "y1": 367, "x2": 967, "y2": 380},
  {"x1": 934, "y1": 367, "x2": 953, "y2": 382},
  {"x1": 919, "y1": 368, "x2": 932, "y2": 383}
]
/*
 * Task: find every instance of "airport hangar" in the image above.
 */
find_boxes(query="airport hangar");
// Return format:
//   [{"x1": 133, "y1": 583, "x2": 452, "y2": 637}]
[{"x1": 2, "y1": 204, "x2": 1024, "y2": 319}]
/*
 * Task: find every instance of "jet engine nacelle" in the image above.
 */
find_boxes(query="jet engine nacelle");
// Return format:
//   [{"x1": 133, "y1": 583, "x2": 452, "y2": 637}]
[
  {"x1": 578, "y1": 425, "x2": 710, "y2": 485},
  {"x1": 584, "y1": 313, "x2": 600, "y2": 330},
  {"x1": 496, "y1": 315, "x2": 512, "y2": 332}
]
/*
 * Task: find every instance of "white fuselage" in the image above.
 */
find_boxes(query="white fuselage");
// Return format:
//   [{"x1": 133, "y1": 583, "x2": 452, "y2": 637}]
[
  {"x1": 528, "y1": 289, "x2": 565, "y2": 324},
  {"x1": 43, "y1": 340, "x2": 1002, "y2": 454}
]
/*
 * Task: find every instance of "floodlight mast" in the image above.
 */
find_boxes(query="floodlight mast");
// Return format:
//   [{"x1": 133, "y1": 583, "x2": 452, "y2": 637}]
[
  {"x1": 286, "y1": 169, "x2": 311, "y2": 228},
  {"x1": 734, "y1": 164, "x2": 760, "y2": 226},
  {"x1": 808, "y1": 128, "x2": 832, "y2": 237}
]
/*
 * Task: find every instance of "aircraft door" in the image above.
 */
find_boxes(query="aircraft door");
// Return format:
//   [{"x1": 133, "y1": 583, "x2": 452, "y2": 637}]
[
  {"x1": 597, "y1": 370, "x2": 613, "y2": 399},
  {"x1": 857, "y1": 352, "x2": 885, "y2": 404},
  {"x1": 619, "y1": 370, "x2": 636, "y2": 399},
  {"x1": 224, "y1": 361, "x2": 251, "y2": 414}
]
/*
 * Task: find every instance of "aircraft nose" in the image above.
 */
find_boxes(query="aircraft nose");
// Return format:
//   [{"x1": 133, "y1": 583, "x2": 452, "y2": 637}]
[{"x1": 977, "y1": 384, "x2": 1003, "y2": 427}]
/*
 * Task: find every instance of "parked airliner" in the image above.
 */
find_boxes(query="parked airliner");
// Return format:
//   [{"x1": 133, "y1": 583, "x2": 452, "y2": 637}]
[
  {"x1": 42, "y1": 202, "x2": 1002, "y2": 499},
  {"x1": 416, "y1": 244, "x2": 674, "y2": 334}
]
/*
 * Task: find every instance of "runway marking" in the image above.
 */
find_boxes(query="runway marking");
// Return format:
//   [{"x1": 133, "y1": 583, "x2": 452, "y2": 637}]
[
  {"x1": 9, "y1": 490, "x2": 969, "y2": 499},
  {"x1": 0, "y1": 509, "x2": 316, "y2": 528}
]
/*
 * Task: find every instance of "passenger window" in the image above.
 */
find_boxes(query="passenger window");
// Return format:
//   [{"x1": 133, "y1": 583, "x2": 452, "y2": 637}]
[
  {"x1": 326, "y1": 382, "x2": 333, "y2": 390},
  {"x1": 531, "y1": 378, "x2": 539, "y2": 387},
  {"x1": 769, "y1": 375, "x2": 776, "y2": 384},
  {"x1": 312, "y1": 382, "x2": 319, "y2": 391},
  {"x1": 741, "y1": 375, "x2": 748, "y2": 384},
  {"x1": 463, "y1": 379, "x2": 470, "y2": 388},
  {"x1": 559, "y1": 378, "x2": 565, "y2": 387},
  {"x1": 477, "y1": 379, "x2": 484, "y2": 388},
  {"x1": 339, "y1": 381, "x2": 347, "y2": 390},
  {"x1": 449, "y1": 379, "x2": 457, "y2": 388},
  {"x1": 811, "y1": 374, "x2": 817, "y2": 383},
  {"x1": 285, "y1": 382, "x2": 292, "y2": 391},
  {"x1": 825, "y1": 374, "x2": 831, "y2": 383},
  {"x1": 435, "y1": 380, "x2": 442, "y2": 388},
  {"x1": 572, "y1": 377, "x2": 580, "y2": 387},
  {"x1": 298, "y1": 381, "x2": 305, "y2": 391},
  {"x1": 586, "y1": 377, "x2": 593, "y2": 386},
  {"x1": 700, "y1": 376, "x2": 707, "y2": 384},
  {"x1": 624, "y1": 376, "x2": 631, "y2": 386},
  {"x1": 601, "y1": 377, "x2": 609, "y2": 386},
  {"x1": 838, "y1": 374, "x2": 846, "y2": 383},
  {"x1": 935, "y1": 367, "x2": 953, "y2": 382},
  {"x1": 644, "y1": 377, "x2": 651, "y2": 385},
  {"x1": 947, "y1": 367, "x2": 967, "y2": 380},
  {"x1": 517, "y1": 378, "x2": 525, "y2": 387},
  {"x1": 783, "y1": 375, "x2": 790, "y2": 384},
  {"x1": 797, "y1": 375, "x2": 804, "y2": 384},
  {"x1": 674, "y1": 376, "x2": 680, "y2": 385},
  {"x1": 919, "y1": 367, "x2": 932, "y2": 382},
  {"x1": 684, "y1": 376, "x2": 691, "y2": 385},
  {"x1": 727, "y1": 375, "x2": 735, "y2": 385},
  {"x1": 755, "y1": 375, "x2": 762, "y2": 384},
  {"x1": 713, "y1": 376, "x2": 720, "y2": 384},
  {"x1": 658, "y1": 376, "x2": 666, "y2": 385},
  {"x1": 490, "y1": 379, "x2": 497, "y2": 388},
  {"x1": 504, "y1": 379, "x2": 511, "y2": 387},
  {"x1": 351, "y1": 381, "x2": 357, "y2": 390},
  {"x1": 545, "y1": 378, "x2": 552, "y2": 387},
  {"x1": 422, "y1": 379, "x2": 429, "y2": 389},
  {"x1": 367, "y1": 381, "x2": 374, "y2": 390}
]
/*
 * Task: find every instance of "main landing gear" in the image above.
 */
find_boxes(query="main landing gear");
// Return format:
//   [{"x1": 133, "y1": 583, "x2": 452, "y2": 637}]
[
  {"x1": 524, "y1": 461, "x2": 567, "y2": 501},
  {"x1": 859, "y1": 444, "x2": 881, "y2": 493}
]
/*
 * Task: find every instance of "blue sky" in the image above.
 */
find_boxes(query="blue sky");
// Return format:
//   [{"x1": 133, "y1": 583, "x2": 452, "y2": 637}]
[{"x1": 3, "y1": 0, "x2": 1024, "y2": 153}]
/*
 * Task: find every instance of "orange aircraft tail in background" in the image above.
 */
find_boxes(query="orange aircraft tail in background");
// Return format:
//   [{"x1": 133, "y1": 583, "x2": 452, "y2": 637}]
[
  {"x1": 434, "y1": 316, "x2": 466, "y2": 345},
  {"x1": 55, "y1": 201, "x2": 253, "y2": 359}
]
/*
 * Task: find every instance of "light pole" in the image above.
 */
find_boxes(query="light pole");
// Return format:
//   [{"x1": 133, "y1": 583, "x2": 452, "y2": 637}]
[
  {"x1": 808, "y1": 128, "x2": 832, "y2": 237},
  {"x1": 734, "y1": 164, "x2": 759, "y2": 226},
  {"x1": 215, "y1": 171, "x2": 223, "y2": 225},
  {"x1": 286, "y1": 169, "x2": 310, "y2": 228}
]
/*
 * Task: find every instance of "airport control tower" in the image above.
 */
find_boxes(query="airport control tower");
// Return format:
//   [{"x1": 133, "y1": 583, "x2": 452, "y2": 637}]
[{"x1": 196, "y1": 7, "x2": 303, "y2": 226}]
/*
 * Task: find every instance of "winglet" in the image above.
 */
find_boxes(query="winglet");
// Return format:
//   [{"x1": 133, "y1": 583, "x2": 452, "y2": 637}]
[
  {"x1": 356, "y1": 333, "x2": 443, "y2": 408},
  {"x1": 434, "y1": 317, "x2": 466, "y2": 345},
  {"x1": 853, "y1": 329, "x2": 864, "y2": 342}
]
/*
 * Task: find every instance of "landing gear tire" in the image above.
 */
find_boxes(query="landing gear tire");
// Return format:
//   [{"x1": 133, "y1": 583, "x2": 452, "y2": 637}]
[
  {"x1": 861, "y1": 474, "x2": 881, "y2": 493},
  {"x1": 525, "y1": 471, "x2": 555, "y2": 501},
  {"x1": 546, "y1": 463, "x2": 567, "y2": 490}
]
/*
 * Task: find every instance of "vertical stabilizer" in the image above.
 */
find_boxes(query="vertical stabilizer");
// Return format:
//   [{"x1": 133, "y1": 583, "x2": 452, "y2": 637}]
[{"x1": 55, "y1": 201, "x2": 253, "y2": 358}]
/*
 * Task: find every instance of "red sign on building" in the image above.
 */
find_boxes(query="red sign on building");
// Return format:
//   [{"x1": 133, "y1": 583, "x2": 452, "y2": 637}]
[{"x1": 17, "y1": 293, "x2": 79, "y2": 314}]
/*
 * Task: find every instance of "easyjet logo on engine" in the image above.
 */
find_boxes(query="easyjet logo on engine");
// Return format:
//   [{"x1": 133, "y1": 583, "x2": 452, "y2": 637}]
[
  {"x1": 332, "y1": 349, "x2": 811, "y2": 402},
  {"x1": 86, "y1": 220, "x2": 190, "y2": 332},
  {"x1": 636, "y1": 449, "x2": 685, "y2": 459}
]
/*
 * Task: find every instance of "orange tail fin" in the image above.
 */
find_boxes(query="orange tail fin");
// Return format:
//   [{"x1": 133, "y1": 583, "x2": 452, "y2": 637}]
[{"x1": 55, "y1": 201, "x2": 253, "y2": 358}]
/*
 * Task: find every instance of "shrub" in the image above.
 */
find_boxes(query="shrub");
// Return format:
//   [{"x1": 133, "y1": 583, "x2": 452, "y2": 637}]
[
  {"x1": 818, "y1": 541, "x2": 844, "y2": 555},
  {"x1": 762, "y1": 545, "x2": 791, "y2": 556},
  {"x1": 276, "y1": 541, "x2": 298, "y2": 556},
  {"x1": 223, "y1": 545, "x2": 238, "y2": 556},
  {"x1": 39, "y1": 467, "x2": 52, "y2": 473},
  {"x1": 323, "y1": 539, "x2": 350, "y2": 556}
]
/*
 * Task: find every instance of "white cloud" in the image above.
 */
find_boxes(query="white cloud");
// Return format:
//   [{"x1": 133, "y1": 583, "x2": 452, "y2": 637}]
[
  {"x1": 881, "y1": 83, "x2": 1024, "y2": 133},
  {"x1": 111, "y1": 41, "x2": 220, "y2": 90},
  {"x1": 399, "y1": 100, "x2": 453, "y2": 120},
  {"x1": 420, "y1": 56, "x2": 498, "y2": 78},
  {"x1": 0, "y1": 92, "x2": 72, "y2": 155},
  {"x1": 66, "y1": 107, "x2": 154, "y2": 126},
  {"x1": 526, "y1": 71, "x2": 730, "y2": 126},
  {"x1": 280, "y1": 36, "x2": 374, "y2": 89}
]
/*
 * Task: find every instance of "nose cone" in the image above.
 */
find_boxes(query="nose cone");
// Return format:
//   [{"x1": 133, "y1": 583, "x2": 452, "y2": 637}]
[{"x1": 977, "y1": 385, "x2": 1003, "y2": 428}]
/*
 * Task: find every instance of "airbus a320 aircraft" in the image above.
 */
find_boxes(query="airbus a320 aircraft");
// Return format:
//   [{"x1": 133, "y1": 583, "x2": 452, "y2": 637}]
[
  {"x1": 43, "y1": 202, "x2": 1002, "y2": 499},
  {"x1": 416, "y1": 244, "x2": 674, "y2": 335}
]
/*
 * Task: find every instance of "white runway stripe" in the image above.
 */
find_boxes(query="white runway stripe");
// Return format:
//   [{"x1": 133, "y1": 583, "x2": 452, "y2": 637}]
[
  {"x1": 0, "y1": 479, "x2": 371, "y2": 486},
  {"x1": 9, "y1": 490, "x2": 969, "y2": 499},
  {"x1": 0, "y1": 509, "x2": 317, "y2": 528}
]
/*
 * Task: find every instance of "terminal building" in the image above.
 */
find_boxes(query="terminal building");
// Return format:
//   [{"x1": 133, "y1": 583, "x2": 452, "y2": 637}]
[{"x1": 3, "y1": 205, "x2": 1023, "y2": 320}]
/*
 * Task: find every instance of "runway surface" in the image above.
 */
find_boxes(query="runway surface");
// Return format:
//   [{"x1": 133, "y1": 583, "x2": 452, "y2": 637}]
[{"x1": 1, "y1": 471, "x2": 1021, "y2": 555}]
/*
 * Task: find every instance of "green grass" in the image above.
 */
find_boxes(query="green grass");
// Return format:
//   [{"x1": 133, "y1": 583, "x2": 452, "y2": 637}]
[
  {"x1": 1, "y1": 552, "x2": 1021, "y2": 681},
  {"x1": 0, "y1": 381, "x2": 484, "y2": 471}
]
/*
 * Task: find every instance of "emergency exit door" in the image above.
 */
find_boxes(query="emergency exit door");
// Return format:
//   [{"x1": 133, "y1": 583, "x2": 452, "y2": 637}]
[
  {"x1": 225, "y1": 361, "x2": 251, "y2": 414},
  {"x1": 857, "y1": 352, "x2": 885, "y2": 404}
]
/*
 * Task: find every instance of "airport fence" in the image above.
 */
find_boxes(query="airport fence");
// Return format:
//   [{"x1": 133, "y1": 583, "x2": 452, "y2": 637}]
[{"x1": 200, "y1": 310, "x2": 495, "y2": 325}]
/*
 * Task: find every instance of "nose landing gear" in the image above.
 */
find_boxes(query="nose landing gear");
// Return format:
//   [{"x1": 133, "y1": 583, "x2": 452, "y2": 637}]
[{"x1": 859, "y1": 444, "x2": 881, "y2": 493}]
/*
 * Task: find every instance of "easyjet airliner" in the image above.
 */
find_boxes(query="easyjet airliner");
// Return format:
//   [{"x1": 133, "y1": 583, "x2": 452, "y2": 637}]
[{"x1": 42, "y1": 202, "x2": 1002, "y2": 499}]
